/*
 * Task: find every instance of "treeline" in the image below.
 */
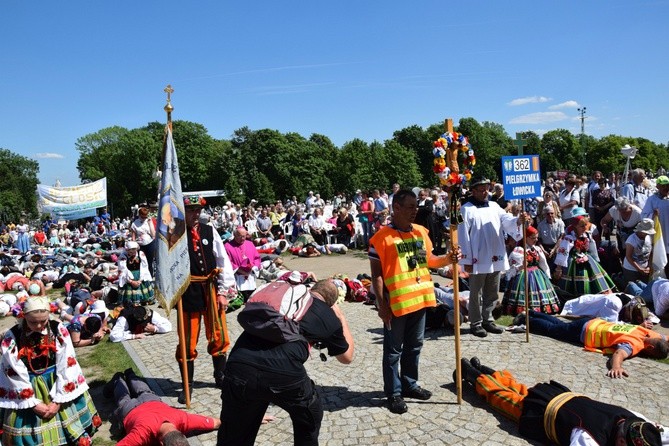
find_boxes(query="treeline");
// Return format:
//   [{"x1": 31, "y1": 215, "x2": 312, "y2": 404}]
[{"x1": 2, "y1": 117, "x2": 668, "y2": 222}]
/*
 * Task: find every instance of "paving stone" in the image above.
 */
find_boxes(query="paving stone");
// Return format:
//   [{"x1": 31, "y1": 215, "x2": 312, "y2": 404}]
[{"x1": 121, "y1": 254, "x2": 669, "y2": 445}]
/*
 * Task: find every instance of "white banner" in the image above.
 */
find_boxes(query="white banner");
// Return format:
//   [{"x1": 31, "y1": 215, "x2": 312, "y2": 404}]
[
  {"x1": 37, "y1": 178, "x2": 107, "y2": 220},
  {"x1": 155, "y1": 128, "x2": 191, "y2": 316}
]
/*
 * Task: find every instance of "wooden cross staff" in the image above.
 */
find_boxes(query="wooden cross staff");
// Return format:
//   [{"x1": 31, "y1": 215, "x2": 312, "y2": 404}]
[{"x1": 444, "y1": 118, "x2": 463, "y2": 404}]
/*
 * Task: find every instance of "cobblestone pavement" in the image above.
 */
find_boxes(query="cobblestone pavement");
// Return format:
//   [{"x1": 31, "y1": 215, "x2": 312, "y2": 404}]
[{"x1": 124, "y1": 254, "x2": 669, "y2": 446}]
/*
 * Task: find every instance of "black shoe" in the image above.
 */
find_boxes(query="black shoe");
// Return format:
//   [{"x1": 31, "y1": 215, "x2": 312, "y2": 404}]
[
  {"x1": 124, "y1": 367, "x2": 137, "y2": 380},
  {"x1": 402, "y1": 386, "x2": 432, "y2": 401},
  {"x1": 103, "y1": 372, "x2": 124, "y2": 399},
  {"x1": 470, "y1": 357, "x2": 497, "y2": 375},
  {"x1": 512, "y1": 312, "x2": 527, "y2": 327},
  {"x1": 177, "y1": 386, "x2": 192, "y2": 405},
  {"x1": 387, "y1": 396, "x2": 408, "y2": 414},
  {"x1": 460, "y1": 358, "x2": 482, "y2": 385},
  {"x1": 482, "y1": 322, "x2": 504, "y2": 334},
  {"x1": 471, "y1": 324, "x2": 488, "y2": 337}
]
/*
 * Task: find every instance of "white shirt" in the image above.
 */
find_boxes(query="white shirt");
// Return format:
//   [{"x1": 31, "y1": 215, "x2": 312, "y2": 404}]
[
  {"x1": 109, "y1": 311, "x2": 172, "y2": 342},
  {"x1": 131, "y1": 217, "x2": 155, "y2": 246},
  {"x1": 458, "y1": 201, "x2": 522, "y2": 274},
  {"x1": 623, "y1": 232, "x2": 652, "y2": 271}
]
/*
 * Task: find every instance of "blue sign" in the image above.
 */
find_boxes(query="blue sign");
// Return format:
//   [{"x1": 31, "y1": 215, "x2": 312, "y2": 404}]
[{"x1": 501, "y1": 155, "x2": 542, "y2": 200}]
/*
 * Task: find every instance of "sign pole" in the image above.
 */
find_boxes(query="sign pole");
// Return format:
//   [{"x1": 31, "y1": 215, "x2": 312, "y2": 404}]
[{"x1": 501, "y1": 155, "x2": 542, "y2": 343}]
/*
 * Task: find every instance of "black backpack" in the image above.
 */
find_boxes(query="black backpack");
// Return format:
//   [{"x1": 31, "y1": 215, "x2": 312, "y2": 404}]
[{"x1": 238, "y1": 281, "x2": 313, "y2": 343}]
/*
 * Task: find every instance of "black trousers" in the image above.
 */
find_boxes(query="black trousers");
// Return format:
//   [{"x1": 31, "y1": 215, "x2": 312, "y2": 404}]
[{"x1": 218, "y1": 363, "x2": 323, "y2": 446}]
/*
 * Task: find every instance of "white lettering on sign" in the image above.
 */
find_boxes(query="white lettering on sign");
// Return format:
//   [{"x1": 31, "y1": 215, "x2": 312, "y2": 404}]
[
  {"x1": 505, "y1": 173, "x2": 541, "y2": 184},
  {"x1": 512, "y1": 185, "x2": 536, "y2": 195}
]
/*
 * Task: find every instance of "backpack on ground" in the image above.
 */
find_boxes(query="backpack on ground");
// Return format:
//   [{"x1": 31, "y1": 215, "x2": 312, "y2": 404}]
[{"x1": 237, "y1": 281, "x2": 313, "y2": 343}]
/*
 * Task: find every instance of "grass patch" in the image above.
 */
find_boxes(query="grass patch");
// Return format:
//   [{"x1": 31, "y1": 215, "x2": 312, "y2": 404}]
[
  {"x1": 496, "y1": 315, "x2": 514, "y2": 327},
  {"x1": 77, "y1": 339, "x2": 140, "y2": 386}
]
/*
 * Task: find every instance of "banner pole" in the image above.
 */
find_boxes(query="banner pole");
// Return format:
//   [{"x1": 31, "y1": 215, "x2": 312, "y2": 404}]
[
  {"x1": 161, "y1": 84, "x2": 190, "y2": 407},
  {"x1": 177, "y1": 299, "x2": 191, "y2": 408}
]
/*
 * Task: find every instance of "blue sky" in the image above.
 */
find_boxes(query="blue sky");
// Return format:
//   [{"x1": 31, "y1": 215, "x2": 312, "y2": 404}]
[{"x1": 2, "y1": 1, "x2": 668, "y2": 187}]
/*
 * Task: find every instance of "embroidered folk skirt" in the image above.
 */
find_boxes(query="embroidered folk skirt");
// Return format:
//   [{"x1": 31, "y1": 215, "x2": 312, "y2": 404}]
[
  {"x1": 0, "y1": 365, "x2": 100, "y2": 445},
  {"x1": 119, "y1": 270, "x2": 155, "y2": 307},
  {"x1": 559, "y1": 254, "x2": 616, "y2": 296},
  {"x1": 503, "y1": 266, "x2": 560, "y2": 315}
]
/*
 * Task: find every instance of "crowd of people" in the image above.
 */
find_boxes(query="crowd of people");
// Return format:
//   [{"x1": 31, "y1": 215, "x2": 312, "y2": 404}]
[{"x1": 0, "y1": 171, "x2": 668, "y2": 445}]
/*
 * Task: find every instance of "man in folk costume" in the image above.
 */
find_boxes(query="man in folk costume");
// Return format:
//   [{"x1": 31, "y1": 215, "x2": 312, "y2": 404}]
[
  {"x1": 455, "y1": 357, "x2": 666, "y2": 446},
  {"x1": 458, "y1": 176, "x2": 525, "y2": 338},
  {"x1": 177, "y1": 195, "x2": 236, "y2": 404}
]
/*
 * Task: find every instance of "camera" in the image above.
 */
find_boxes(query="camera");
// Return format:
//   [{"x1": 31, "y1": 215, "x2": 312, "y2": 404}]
[
  {"x1": 407, "y1": 256, "x2": 418, "y2": 269},
  {"x1": 312, "y1": 341, "x2": 327, "y2": 362}
]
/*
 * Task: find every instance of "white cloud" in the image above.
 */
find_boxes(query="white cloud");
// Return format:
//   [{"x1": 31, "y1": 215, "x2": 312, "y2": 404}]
[
  {"x1": 548, "y1": 100, "x2": 579, "y2": 110},
  {"x1": 508, "y1": 96, "x2": 552, "y2": 106},
  {"x1": 35, "y1": 152, "x2": 65, "y2": 159},
  {"x1": 509, "y1": 112, "x2": 568, "y2": 125}
]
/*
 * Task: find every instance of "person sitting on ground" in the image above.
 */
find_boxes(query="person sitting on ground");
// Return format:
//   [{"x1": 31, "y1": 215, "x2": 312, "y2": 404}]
[
  {"x1": 514, "y1": 310, "x2": 668, "y2": 378},
  {"x1": 455, "y1": 356, "x2": 666, "y2": 446},
  {"x1": 331, "y1": 207, "x2": 355, "y2": 247},
  {"x1": 255, "y1": 208, "x2": 273, "y2": 242},
  {"x1": 110, "y1": 306, "x2": 172, "y2": 342},
  {"x1": 622, "y1": 218, "x2": 655, "y2": 284},
  {"x1": 625, "y1": 278, "x2": 669, "y2": 320},
  {"x1": 536, "y1": 206, "x2": 565, "y2": 259},
  {"x1": 308, "y1": 207, "x2": 328, "y2": 245}
]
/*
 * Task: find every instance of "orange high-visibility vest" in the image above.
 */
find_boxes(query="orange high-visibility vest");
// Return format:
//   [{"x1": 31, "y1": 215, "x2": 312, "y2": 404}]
[
  {"x1": 583, "y1": 319, "x2": 660, "y2": 356},
  {"x1": 371, "y1": 225, "x2": 436, "y2": 317}
]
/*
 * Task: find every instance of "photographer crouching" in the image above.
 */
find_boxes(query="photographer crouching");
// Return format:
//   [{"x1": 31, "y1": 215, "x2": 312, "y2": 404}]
[{"x1": 217, "y1": 279, "x2": 354, "y2": 446}]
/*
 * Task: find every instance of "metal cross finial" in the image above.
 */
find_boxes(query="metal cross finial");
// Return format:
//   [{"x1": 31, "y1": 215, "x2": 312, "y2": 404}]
[{"x1": 164, "y1": 84, "x2": 174, "y2": 103}]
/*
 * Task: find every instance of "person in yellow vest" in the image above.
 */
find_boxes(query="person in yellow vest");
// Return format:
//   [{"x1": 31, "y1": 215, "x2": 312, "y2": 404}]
[
  {"x1": 519, "y1": 310, "x2": 668, "y2": 378},
  {"x1": 369, "y1": 189, "x2": 459, "y2": 414},
  {"x1": 454, "y1": 356, "x2": 665, "y2": 446}
]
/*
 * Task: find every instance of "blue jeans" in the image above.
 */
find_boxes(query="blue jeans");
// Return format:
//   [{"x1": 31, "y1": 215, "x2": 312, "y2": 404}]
[
  {"x1": 528, "y1": 311, "x2": 591, "y2": 345},
  {"x1": 382, "y1": 308, "x2": 426, "y2": 398},
  {"x1": 624, "y1": 280, "x2": 657, "y2": 310}
]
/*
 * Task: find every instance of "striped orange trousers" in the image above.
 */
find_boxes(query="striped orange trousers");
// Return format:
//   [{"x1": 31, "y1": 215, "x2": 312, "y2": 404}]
[
  {"x1": 175, "y1": 273, "x2": 230, "y2": 362},
  {"x1": 475, "y1": 370, "x2": 528, "y2": 423}
]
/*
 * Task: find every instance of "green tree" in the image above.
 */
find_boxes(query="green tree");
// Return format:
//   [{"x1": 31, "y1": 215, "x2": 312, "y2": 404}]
[
  {"x1": 541, "y1": 129, "x2": 580, "y2": 175},
  {"x1": 0, "y1": 149, "x2": 40, "y2": 222},
  {"x1": 456, "y1": 118, "x2": 513, "y2": 181},
  {"x1": 337, "y1": 139, "x2": 375, "y2": 193},
  {"x1": 391, "y1": 125, "x2": 433, "y2": 185}
]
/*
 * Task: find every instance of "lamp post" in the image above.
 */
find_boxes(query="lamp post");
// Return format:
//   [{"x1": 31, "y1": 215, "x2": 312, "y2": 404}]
[{"x1": 621, "y1": 144, "x2": 637, "y2": 184}]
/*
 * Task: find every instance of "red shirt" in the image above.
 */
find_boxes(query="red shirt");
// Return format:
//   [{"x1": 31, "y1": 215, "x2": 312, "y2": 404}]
[
  {"x1": 34, "y1": 231, "x2": 46, "y2": 244},
  {"x1": 117, "y1": 401, "x2": 217, "y2": 446}
]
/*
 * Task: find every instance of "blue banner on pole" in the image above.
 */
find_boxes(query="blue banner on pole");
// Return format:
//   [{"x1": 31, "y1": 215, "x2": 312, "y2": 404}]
[{"x1": 501, "y1": 155, "x2": 542, "y2": 200}]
